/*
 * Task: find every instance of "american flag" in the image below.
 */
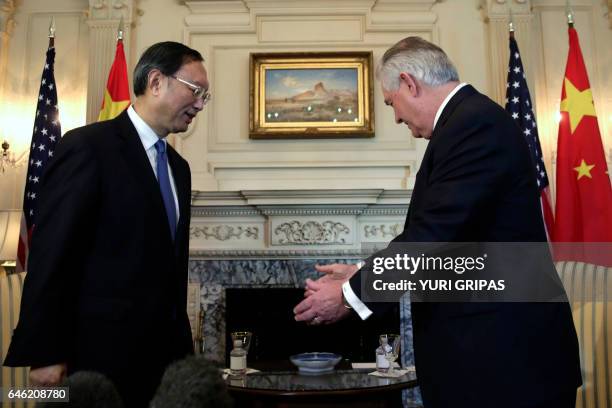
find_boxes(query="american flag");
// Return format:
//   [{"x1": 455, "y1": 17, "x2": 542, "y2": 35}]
[
  {"x1": 505, "y1": 34, "x2": 554, "y2": 239},
  {"x1": 16, "y1": 44, "x2": 61, "y2": 272}
]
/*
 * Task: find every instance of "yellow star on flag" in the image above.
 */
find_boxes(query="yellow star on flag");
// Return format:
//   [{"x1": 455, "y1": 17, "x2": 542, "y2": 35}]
[
  {"x1": 559, "y1": 78, "x2": 596, "y2": 134},
  {"x1": 573, "y1": 159, "x2": 595, "y2": 180},
  {"x1": 98, "y1": 89, "x2": 130, "y2": 122}
]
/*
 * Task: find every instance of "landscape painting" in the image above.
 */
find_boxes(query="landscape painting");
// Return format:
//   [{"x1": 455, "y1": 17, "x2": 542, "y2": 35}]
[
  {"x1": 250, "y1": 52, "x2": 374, "y2": 139},
  {"x1": 264, "y1": 68, "x2": 359, "y2": 123}
]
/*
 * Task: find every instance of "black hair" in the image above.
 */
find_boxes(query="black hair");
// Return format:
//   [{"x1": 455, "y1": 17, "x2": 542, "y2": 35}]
[
  {"x1": 133, "y1": 41, "x2": 204, "y2": 96},
  {"x1": 36, "y1": 371, "x2": 123, "y2": 408},
  {"x1": 149, "y1": 355, "x2": 233, "y2": 408}
]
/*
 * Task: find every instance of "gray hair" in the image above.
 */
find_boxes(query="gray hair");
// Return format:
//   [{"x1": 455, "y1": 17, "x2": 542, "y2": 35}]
[{"x1": 377, "y1": 36, "x2": 459, "y2": 91}]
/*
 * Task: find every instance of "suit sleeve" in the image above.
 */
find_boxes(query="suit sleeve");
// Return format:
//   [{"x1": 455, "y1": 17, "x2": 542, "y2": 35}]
[
  {"x1": 4, "y1": 131, "x2": 100, "y2": 368},
  {"x1": 349, "y1": 119, "x2": 514, "y2": 313}
]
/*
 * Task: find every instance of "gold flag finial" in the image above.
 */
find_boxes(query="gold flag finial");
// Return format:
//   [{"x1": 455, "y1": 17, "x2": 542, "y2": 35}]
[
  {"x1": 118, "y1": 16, "x2": 124, "y2": 41},
  {"x1": 48, "y1": 17, "x2": 56, "y2": 38},
  {"x1": 508, "y1": 8, "x2": 515, "y2": 32}
]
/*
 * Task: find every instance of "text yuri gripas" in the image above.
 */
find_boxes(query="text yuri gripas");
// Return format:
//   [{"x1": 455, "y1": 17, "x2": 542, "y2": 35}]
[{"x1": 370, "y1": 253, "x2": 506, "y2": 292}]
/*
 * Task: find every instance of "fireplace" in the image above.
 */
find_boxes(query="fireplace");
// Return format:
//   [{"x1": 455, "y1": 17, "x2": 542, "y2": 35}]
[
  {"x1": 187, "y1": 189, "x2": 416, "y2": 367},
  {"x1": 224, "y1": 287, "x2": 400, "y2": 365}
]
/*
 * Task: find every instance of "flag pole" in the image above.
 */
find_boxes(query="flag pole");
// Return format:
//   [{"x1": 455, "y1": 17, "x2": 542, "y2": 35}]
[
  {"x1": 565, "y1": 0, "x2": 574, "y2": 27},
  {"x1": 117, "y1": 16, "x2": 124, "y2": 42},
  {"x1": 97, "y1": 16, "x2": 131, "y2": 122},
  {"x1": 48, "y1": 17, "x2": 55, "y2": 47},
  {"x1": 508, "y1": 8, "x2": 515, "y2": 39}
]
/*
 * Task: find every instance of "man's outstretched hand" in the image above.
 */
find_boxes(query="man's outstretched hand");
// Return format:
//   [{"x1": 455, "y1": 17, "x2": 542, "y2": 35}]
[{"x1": 294, "y1": 263, "x2": 359, "y2": 325}]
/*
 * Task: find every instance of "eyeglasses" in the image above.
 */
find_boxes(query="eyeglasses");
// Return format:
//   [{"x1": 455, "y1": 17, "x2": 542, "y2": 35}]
[{"x1": 170, "y1": 75, "x2": 212, "y2": 105}]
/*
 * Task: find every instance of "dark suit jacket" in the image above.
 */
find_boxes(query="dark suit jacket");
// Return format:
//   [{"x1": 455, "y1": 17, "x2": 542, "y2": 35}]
[
  {"x1": 349, "y1": 85, "x2": 581, "y2": 407},
  {"x1": 4, "y1": 111, "x2": 194, "y2": 407}
]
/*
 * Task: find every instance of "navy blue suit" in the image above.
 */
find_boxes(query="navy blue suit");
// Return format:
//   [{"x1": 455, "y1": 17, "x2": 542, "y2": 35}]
[
  {"x1": 5, "y1": 111, "x2": 194, "y2": 407},
  {"x1": 349, "y1": 85, "x2": 581, "y2": 407}
]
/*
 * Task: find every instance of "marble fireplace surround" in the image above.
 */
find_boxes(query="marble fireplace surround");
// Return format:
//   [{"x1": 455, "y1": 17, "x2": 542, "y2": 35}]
[{"x1": 187, "y1": 189, "x2": 414, "y2": 363}]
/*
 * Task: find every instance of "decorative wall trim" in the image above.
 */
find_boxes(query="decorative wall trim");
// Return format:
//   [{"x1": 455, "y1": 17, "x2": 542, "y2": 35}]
[
  {"x1": 190, "y1": 225, "x2": 259, "y2": 241},
  {"x1": 259, "y1": 206, "x2": 367, "y2": 216},
  {"x1": 189, "y1": 189, "x2": 408, "y2": 252},
  {"x1": 479, "y1": 0, "x2": 533, "y2": 106},
  {"x1": 0, "y1": 0, "x2": 18, "y2": 96},
  {"x1": 0, "y1": 0, "x2": 16, "y2": 36},
  {"x1": 180, "y1": 0, "x2": 435, "y2": 192},
  {"x1": 241, "y1": 189, "x2": 387, "y2": 204},
  {"x1": 88, "y1": 0, "x2": 133, "y2": 20},
  {"x1": 274, "y1": 220, "x2": 351, "y2": 245},
  {"x1": 86, "y1": 0, "x2": 135, "y2": 123},
  {"x1": 478, "y1": 0, "x2": 531, "y2": 23},
  {"x1": 191, "y1": 189, "x2": 410, "y2": 206},
  {"x1": 361, "y1": 207, "x2": 408, "y2": 216},
  {"x1": 364, "y1": 223, "x2": 402, "y2": 238},
  {"x1": 183, "y1": 0, "x2": 438, "y2": 31},
  {"x1": 189, "y1": 248, "x2": 377, "y2": 260},
  {"x1": 191, "y1": 206, "x2": 262, "y2": 217}
]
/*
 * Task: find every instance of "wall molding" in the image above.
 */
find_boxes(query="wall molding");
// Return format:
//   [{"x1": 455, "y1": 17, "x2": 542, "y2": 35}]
[
  {"x1": 190, "y1": 224, "x2": 259, "y2": 241},
  {"x1": 273, "y1": 220, "x2": 351, "y2": 245},
  {"x1": 178, "y1": 0, "x2": 437, "y2": 192},
  {"x1": 0, "y1": 0, "x2": 18, "y2": 96},
  {"x1": 189, "y1": 189, "x2": 408, "y2": 257},
  {"x1": 364, "y1": 223, "x2": 402, "y2": 238},
  {"x1": 183, "y1": 0, "x2": 438, "y2": 32},
  {"x1": 0, "y1": 0, "x2": 17, "y2": 37},
  {"x1": 85, "y1": 0, "x2": 135, "y2": 123},
  {"x1": 189, "y1": 248, "x2": 377, "y2": 260},
  {"x1": 478, "y1": 0, "x2": 533, "y2": 106}
]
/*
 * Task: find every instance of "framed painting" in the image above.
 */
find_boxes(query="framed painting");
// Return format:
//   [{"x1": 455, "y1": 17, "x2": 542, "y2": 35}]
[{"x1": 249, "y1": 52, "x2": 374, "y2": 139}]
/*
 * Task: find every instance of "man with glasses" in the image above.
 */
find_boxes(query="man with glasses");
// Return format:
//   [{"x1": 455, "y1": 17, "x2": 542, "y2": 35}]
[{"x1": 4, "y1": 42, "x2": 210, "y2": 407}]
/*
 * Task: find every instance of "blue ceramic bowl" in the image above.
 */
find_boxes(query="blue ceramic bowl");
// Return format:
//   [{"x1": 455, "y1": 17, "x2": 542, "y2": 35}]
[{"x1": 289, "y1": 352, "x2": 342, "y2": 374}]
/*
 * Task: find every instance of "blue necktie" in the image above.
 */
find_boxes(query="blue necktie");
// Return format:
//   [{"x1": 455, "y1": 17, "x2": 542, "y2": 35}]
[{"x1": 154, "y1": 140, "x2": 177, "y2": 241}]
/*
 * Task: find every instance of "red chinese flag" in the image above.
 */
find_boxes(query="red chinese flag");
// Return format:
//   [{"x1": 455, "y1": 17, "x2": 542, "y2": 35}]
[
  {"x1": 98, "y1": 39, "x2": 130, "y2": 121},
  {"x1": 553, "y1": 27, "x2": 612, "y2": 266}
]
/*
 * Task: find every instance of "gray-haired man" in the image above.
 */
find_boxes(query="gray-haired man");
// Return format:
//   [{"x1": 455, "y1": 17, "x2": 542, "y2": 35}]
[{"x1": 294, "y1": 37, "x2": 581, "y2": 408}]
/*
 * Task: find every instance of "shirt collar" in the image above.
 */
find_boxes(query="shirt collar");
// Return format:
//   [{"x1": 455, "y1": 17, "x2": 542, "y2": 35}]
[
  {"x1": 432, "y1": 82, "x2": 467, "y2": 131},
  {"x1": 127, "y1": 105, "x2": 164, "y2": 151}
]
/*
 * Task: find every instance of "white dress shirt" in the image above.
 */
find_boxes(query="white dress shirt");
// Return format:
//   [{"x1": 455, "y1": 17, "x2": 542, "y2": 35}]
[
  {"x1": 126, "y1": 105, "x2": 180, "y2": 223},
  {"x1": 342, "y1": 82, "x2": 468, "y2": 320}
]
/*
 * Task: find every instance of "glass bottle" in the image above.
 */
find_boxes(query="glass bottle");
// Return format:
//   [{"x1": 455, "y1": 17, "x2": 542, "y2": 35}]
[
  {"x1": 230, "y1": 339, "x2": 247, "y2": 376},
  {"x1": 376, "y1": 335, "x2": 392, "y2": 372}
]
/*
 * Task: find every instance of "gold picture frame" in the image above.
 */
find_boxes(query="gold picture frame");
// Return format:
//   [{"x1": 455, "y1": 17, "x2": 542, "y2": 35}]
[{"x1": 249, "y1": 52, "x2": 374, "y2": 139}]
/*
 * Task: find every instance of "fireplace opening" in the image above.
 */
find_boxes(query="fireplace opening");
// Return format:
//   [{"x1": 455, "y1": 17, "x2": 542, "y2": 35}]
[{"x1": 225, "y1": 288, "x2": 400, "y2": 365}]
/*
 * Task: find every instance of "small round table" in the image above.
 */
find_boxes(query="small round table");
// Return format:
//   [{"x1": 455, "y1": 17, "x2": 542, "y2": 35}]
[{"x1": 226, "y1": 369, "x2": 417, "y2": 408}]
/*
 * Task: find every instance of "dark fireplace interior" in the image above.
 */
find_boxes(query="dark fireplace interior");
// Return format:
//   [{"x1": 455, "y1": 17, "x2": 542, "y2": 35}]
[{"x1": 226, "y1": 288, "x2": 400, "y2": 366}]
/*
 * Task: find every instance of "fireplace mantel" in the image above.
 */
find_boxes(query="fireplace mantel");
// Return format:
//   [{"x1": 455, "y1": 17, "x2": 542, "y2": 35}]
[
  {"x1": 189, "y1": 189, "x2": 410, "y2": 259},
  {"x1": 187, "y1": 188, "x2": 415, "y2": 388}
]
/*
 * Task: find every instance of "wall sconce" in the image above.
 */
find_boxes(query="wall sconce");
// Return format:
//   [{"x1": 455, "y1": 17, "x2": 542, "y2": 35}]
[
  {"x1": 0, "y1": 210, "x2": 21, "y2": 272},
  {"x1": 1, "y1": 140, "x2": 27, "y2": 173}
]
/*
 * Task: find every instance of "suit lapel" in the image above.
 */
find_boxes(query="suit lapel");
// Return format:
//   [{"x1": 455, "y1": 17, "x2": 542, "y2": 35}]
[
  {"x1": 114, "y1": 111, "x2": 174, "y2": 244},
  {"x1": 430, "y1": 85, "x2": 477, "y2": 140},
  {"x1": 406, "y1": 85, "x2": 477, "y2": 229}
]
